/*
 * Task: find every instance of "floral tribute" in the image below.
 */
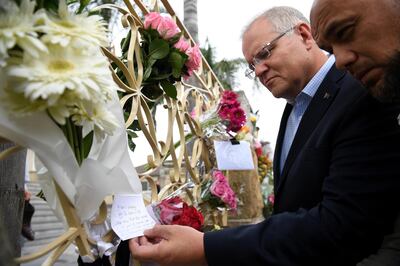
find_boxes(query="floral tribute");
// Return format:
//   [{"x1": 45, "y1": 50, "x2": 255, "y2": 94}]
[
  {"x1": 217, "y1": 91, "x2": 246, "y2": 133},
  {"x1": 138, "y1": 12, "x2": 201, "y2": 99},
  {"x1": 150, "y1": 196, "x2": 204, "y2": 231},
  {"x1": 0, "y1": 1, "x2": 144, "y2": 262},
  {"x1": 200, "y1": 170, "x2": 237, "y2": 210},
  {"x1": 197, "y1": 90, "x2": 246, "y2": 141},
  {"x1": 0, "y1": 0, "x2": 119, "y2": 163}
]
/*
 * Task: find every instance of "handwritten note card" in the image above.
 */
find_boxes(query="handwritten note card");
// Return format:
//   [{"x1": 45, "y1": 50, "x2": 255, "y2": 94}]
[
  {"x1": 111, "y1": 194, "x2": 156, "y2": 241},
  {"x1": 214, "y1": 140, "x2": 255, "y2": 170}
]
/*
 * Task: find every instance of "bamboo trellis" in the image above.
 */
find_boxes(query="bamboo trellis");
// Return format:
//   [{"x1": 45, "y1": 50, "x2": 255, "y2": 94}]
[{"x1": 0, "y1": 0, "x2": 226, "y2": 264}]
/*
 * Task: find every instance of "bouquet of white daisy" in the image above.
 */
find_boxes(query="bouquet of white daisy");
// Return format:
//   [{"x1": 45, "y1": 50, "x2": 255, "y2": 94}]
[{"x1": 0, "y1": 0, "x2": 142, "y2": 242}]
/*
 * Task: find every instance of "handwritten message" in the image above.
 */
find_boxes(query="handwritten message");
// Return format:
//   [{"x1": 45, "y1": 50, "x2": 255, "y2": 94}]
[{"x1": 111, "y1": 194, "x2": 156, "y2": 240}]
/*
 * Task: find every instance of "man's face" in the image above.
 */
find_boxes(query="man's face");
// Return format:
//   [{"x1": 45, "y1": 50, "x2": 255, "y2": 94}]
[
  {"x1": 311, "y1": 0, "x2": 400, "y2": 102},
  {"x1": 242, "y1": 19, "x2": 313, "y2": 101}
]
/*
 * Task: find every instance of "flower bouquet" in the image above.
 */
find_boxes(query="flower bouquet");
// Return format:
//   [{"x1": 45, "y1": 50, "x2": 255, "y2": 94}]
[
  {"x1": 198, "y1": 90, "x2": 246, "y2": 139},
  {"x1": 199, "y1": 170, "x2": 237, "y2": 227},
  {"x1": 118, "y1": 11, "x2": 201, "y2": 101},
  {"x1": 0, "y1": 0, "x2": 142, "y2": 261},
  {"x1": 148, "y1": 196, "x2": 204, "y2": 231}
]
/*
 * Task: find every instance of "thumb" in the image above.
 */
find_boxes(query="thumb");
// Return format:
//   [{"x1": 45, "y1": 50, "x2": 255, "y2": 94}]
[{"x1": 144, "y1": 224, "x2": 171, "y2": 240}]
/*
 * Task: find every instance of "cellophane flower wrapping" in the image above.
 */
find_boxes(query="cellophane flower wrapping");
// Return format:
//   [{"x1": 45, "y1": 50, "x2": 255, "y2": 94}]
[{"x1": 148, "y1": 196, "x2": 204, "y2": 231}]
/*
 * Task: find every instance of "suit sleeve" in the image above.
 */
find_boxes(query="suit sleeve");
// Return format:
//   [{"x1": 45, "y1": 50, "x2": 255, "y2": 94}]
[{"x1": 204, "y1": 95, "x2": 400, "y2": 266}]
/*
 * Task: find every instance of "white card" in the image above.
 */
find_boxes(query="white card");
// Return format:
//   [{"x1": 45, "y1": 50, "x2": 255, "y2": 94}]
[
  {"x1": 214, "y1": 140, "x2": 255, "y2": 170},
  {"x1": 111, "y1": 194, "x2": 156, "y2": 241}
]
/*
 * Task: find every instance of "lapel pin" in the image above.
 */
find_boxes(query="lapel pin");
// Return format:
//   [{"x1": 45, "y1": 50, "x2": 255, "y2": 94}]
[{"x1": 323, "y1": 92, "x2": 331, "y2": 99}]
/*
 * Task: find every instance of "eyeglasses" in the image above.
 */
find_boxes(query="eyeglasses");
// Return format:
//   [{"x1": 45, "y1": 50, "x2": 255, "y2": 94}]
[{"x1": 245, "y1": 26, "x2": 295, "y2": 79}]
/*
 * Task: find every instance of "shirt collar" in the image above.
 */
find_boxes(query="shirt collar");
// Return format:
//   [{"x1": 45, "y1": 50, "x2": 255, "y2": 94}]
[{"x1": 288, "y1": 54, "x2": 336, "y2": 104}]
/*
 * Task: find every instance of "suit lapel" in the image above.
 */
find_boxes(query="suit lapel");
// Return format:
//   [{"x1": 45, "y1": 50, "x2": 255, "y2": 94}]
[
  {"x1": 273, "y1": 103, "x2": 293, "y2": 187},
  {"x1": 276, "y1": 66, "x2": 346, "y2": 194}
]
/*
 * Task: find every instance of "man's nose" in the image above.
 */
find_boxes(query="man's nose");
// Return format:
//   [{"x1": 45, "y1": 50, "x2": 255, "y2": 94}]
[
  {"x1": 254, "y1": 61, "x2": 269, "y2": 77},
  {"x1": 333, "y1": 45, "x2": 357, "y2": 71}
]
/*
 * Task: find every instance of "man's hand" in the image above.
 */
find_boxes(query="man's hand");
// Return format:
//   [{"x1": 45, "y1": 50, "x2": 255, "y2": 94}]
[{"x1": 129, "y1": 224, "x2": 207, "y2": 266}]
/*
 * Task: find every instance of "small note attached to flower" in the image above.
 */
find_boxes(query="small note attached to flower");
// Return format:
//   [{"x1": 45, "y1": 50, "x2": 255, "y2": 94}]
[
  {"x1": 214, "y1": 140, "x2": 255, "y2": 170},
  {"x1": 111, "y1": 194, "x2": 156, "y2": 241}
]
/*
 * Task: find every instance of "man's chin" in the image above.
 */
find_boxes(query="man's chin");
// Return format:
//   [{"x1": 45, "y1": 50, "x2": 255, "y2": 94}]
[{"x1": 369, "y1": 51, "x2": 400, "y2": 103}]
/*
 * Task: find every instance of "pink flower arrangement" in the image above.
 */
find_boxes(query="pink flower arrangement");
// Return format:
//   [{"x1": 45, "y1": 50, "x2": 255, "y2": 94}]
[
  {"x1": 144, "y1": 12, "x2": 180, "y2": 40},
  {"x1": 201, "y1": 170, "x2": 237, "y2": 210},
  {"x1": 185, "y1": 44, "x2": 202, "y2": 77},
  {"x1": 136, "y1": 12, "x2": 202, "y2": 98},
  {"x1": 174, "y1": 37, "x2": 191, "y2": 53},
  {"x1": 218, "y1": 91, "x2": 246, "y2": 133}
]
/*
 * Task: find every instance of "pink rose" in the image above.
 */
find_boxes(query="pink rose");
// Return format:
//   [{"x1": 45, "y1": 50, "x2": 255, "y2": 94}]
[
  {"x1": 210, "y1": 179, "x2": 226, "y2": 198},
  {"x1": 157, "y1": 16, "x2": 180, "y2": 39},
  {"x1": 174, "y1": 37, "x2": 191, "y2": 53},
  {"x1": 185, "y1": 44, "x2": 202, "y2": 73},
  {"x1": 144, "y1": 12, "x2": 163, "y2": 30},
  {"x1": 158, "y1": 197, "x2": 183, "y2": 224}
]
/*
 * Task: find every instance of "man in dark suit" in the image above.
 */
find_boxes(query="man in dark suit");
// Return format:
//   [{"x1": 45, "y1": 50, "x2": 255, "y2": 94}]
[
  {"x1": 310, "y1": 0, "x2": 400, "y2": 265},
  {"x1": 129, "y1": 7, "x2": 400, "y2": 266}
]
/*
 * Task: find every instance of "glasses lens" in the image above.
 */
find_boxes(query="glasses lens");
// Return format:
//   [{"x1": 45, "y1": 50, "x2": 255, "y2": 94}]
[{"x1": 254, "y1": 47, "x2": 271, "y2": 65}]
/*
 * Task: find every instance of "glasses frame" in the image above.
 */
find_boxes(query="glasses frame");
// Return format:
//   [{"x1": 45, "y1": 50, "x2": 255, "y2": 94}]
[{"x1": 245, "y1": 26, "x2": 295, "y2": 79}]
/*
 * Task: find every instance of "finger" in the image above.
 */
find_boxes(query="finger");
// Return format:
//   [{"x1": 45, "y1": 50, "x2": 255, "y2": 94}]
[
  {"x1": 129, "y1": 238, "x2": 160, "y2": 261},
  {"x1": 139, "y1": 236, "x2": 151, "y2": 246},
  {"x1": 130, "y1": 237, "x2": 140, "y2": 244},
  {"x1": 144, "y1": 224, "x2": 171, "y2": 240}
]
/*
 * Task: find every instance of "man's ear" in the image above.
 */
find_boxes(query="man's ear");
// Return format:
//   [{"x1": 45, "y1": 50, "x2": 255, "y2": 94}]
[{"x1": 296, "y1": 22, "x2": 314, "y2": 49}]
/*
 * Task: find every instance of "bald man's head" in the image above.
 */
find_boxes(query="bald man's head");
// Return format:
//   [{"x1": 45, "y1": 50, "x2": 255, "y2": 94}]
[{"x1": 311, "y1": 0, "x2": 400, "y2": 102}]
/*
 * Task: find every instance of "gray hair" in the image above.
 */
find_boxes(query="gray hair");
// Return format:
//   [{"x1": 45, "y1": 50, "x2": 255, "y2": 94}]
[{"x1": 242, "y1": 6, "x2": 309, "y2": 37}]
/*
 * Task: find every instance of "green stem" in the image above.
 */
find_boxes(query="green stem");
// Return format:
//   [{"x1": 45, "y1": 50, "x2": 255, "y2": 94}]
[
  {"x1": 65, "y1": 118, "x2": 76, "y2": 160},
  {"x1": 66, "y1": 118, "x2": 82, "y2": 165},
  {"x1": 72, "y1": 122, "x2": 82, "y2": 166}
]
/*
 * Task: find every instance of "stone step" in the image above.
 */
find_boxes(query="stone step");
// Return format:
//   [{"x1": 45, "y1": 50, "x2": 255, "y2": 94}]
[
  {"x1": 32, "y1": 222, "x2": 64, "y2": 232},
  {"x1": 31, "y1": 215, "x2": 60, "y2": 224}
]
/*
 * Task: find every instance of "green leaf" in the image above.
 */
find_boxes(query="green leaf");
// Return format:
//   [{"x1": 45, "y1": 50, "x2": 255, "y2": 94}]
[
  {"x1": 149, "y1": 39, "x2": 169, "y2": 60},
  {"x1": 148, "y1": 73, "x2": 172, "y2": 81},
  {"x1": 168, "y1": 51, "x2": 185, "y2": 78},
  {"x1": 78, "y1": 0, "x2": 91, "y2": 13},
  {"x1": 36, "y1": 0, "x2": 59, "y2": 12},
  {"x1": 127, "y1": 129, "x2": 139, "y2": 139},
  {"x1": 82, "y1": 131, "x2": 93, "y2": 159},
  {"x1": 127, "y1": 129, "x2": 137, "y2": 152},
  {"x1": 160, "y1": 80, "x2": 177, "y2": 99},
  {"x1": 143, "y1": 58, "x2": 157, "y2": 81}
]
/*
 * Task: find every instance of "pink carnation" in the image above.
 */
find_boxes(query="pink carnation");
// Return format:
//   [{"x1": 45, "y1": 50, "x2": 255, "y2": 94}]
[
  {"x1": 174, "y1": 37, "x2": 191, "y2": 53},
  {"x1": 144, "y1": 12, "x2": 163, "y2": 30},
  {"x1": 144, "y1": 12, "x2": 180, "y2": 40},
  {"x1": 157, "y1": 16, "x2": 180, "y2": 39},
  {"x1": 210, "y1": 171, "x2": 237, "y2": 210},
  {"x1": 185, "y1": 44, "x2": 202, "y2": 73}
]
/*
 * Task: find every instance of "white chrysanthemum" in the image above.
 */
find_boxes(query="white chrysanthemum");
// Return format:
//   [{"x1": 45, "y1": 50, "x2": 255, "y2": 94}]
[
  {"x1": 4, "y1": 43, "x2": 118, "y2": 134},
  {"x1": 0, "y1": 0, "x2": 47, "y2": 66},
  {"x1": 37, "y1": 1, "x2": 108, "y2": 49}
]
